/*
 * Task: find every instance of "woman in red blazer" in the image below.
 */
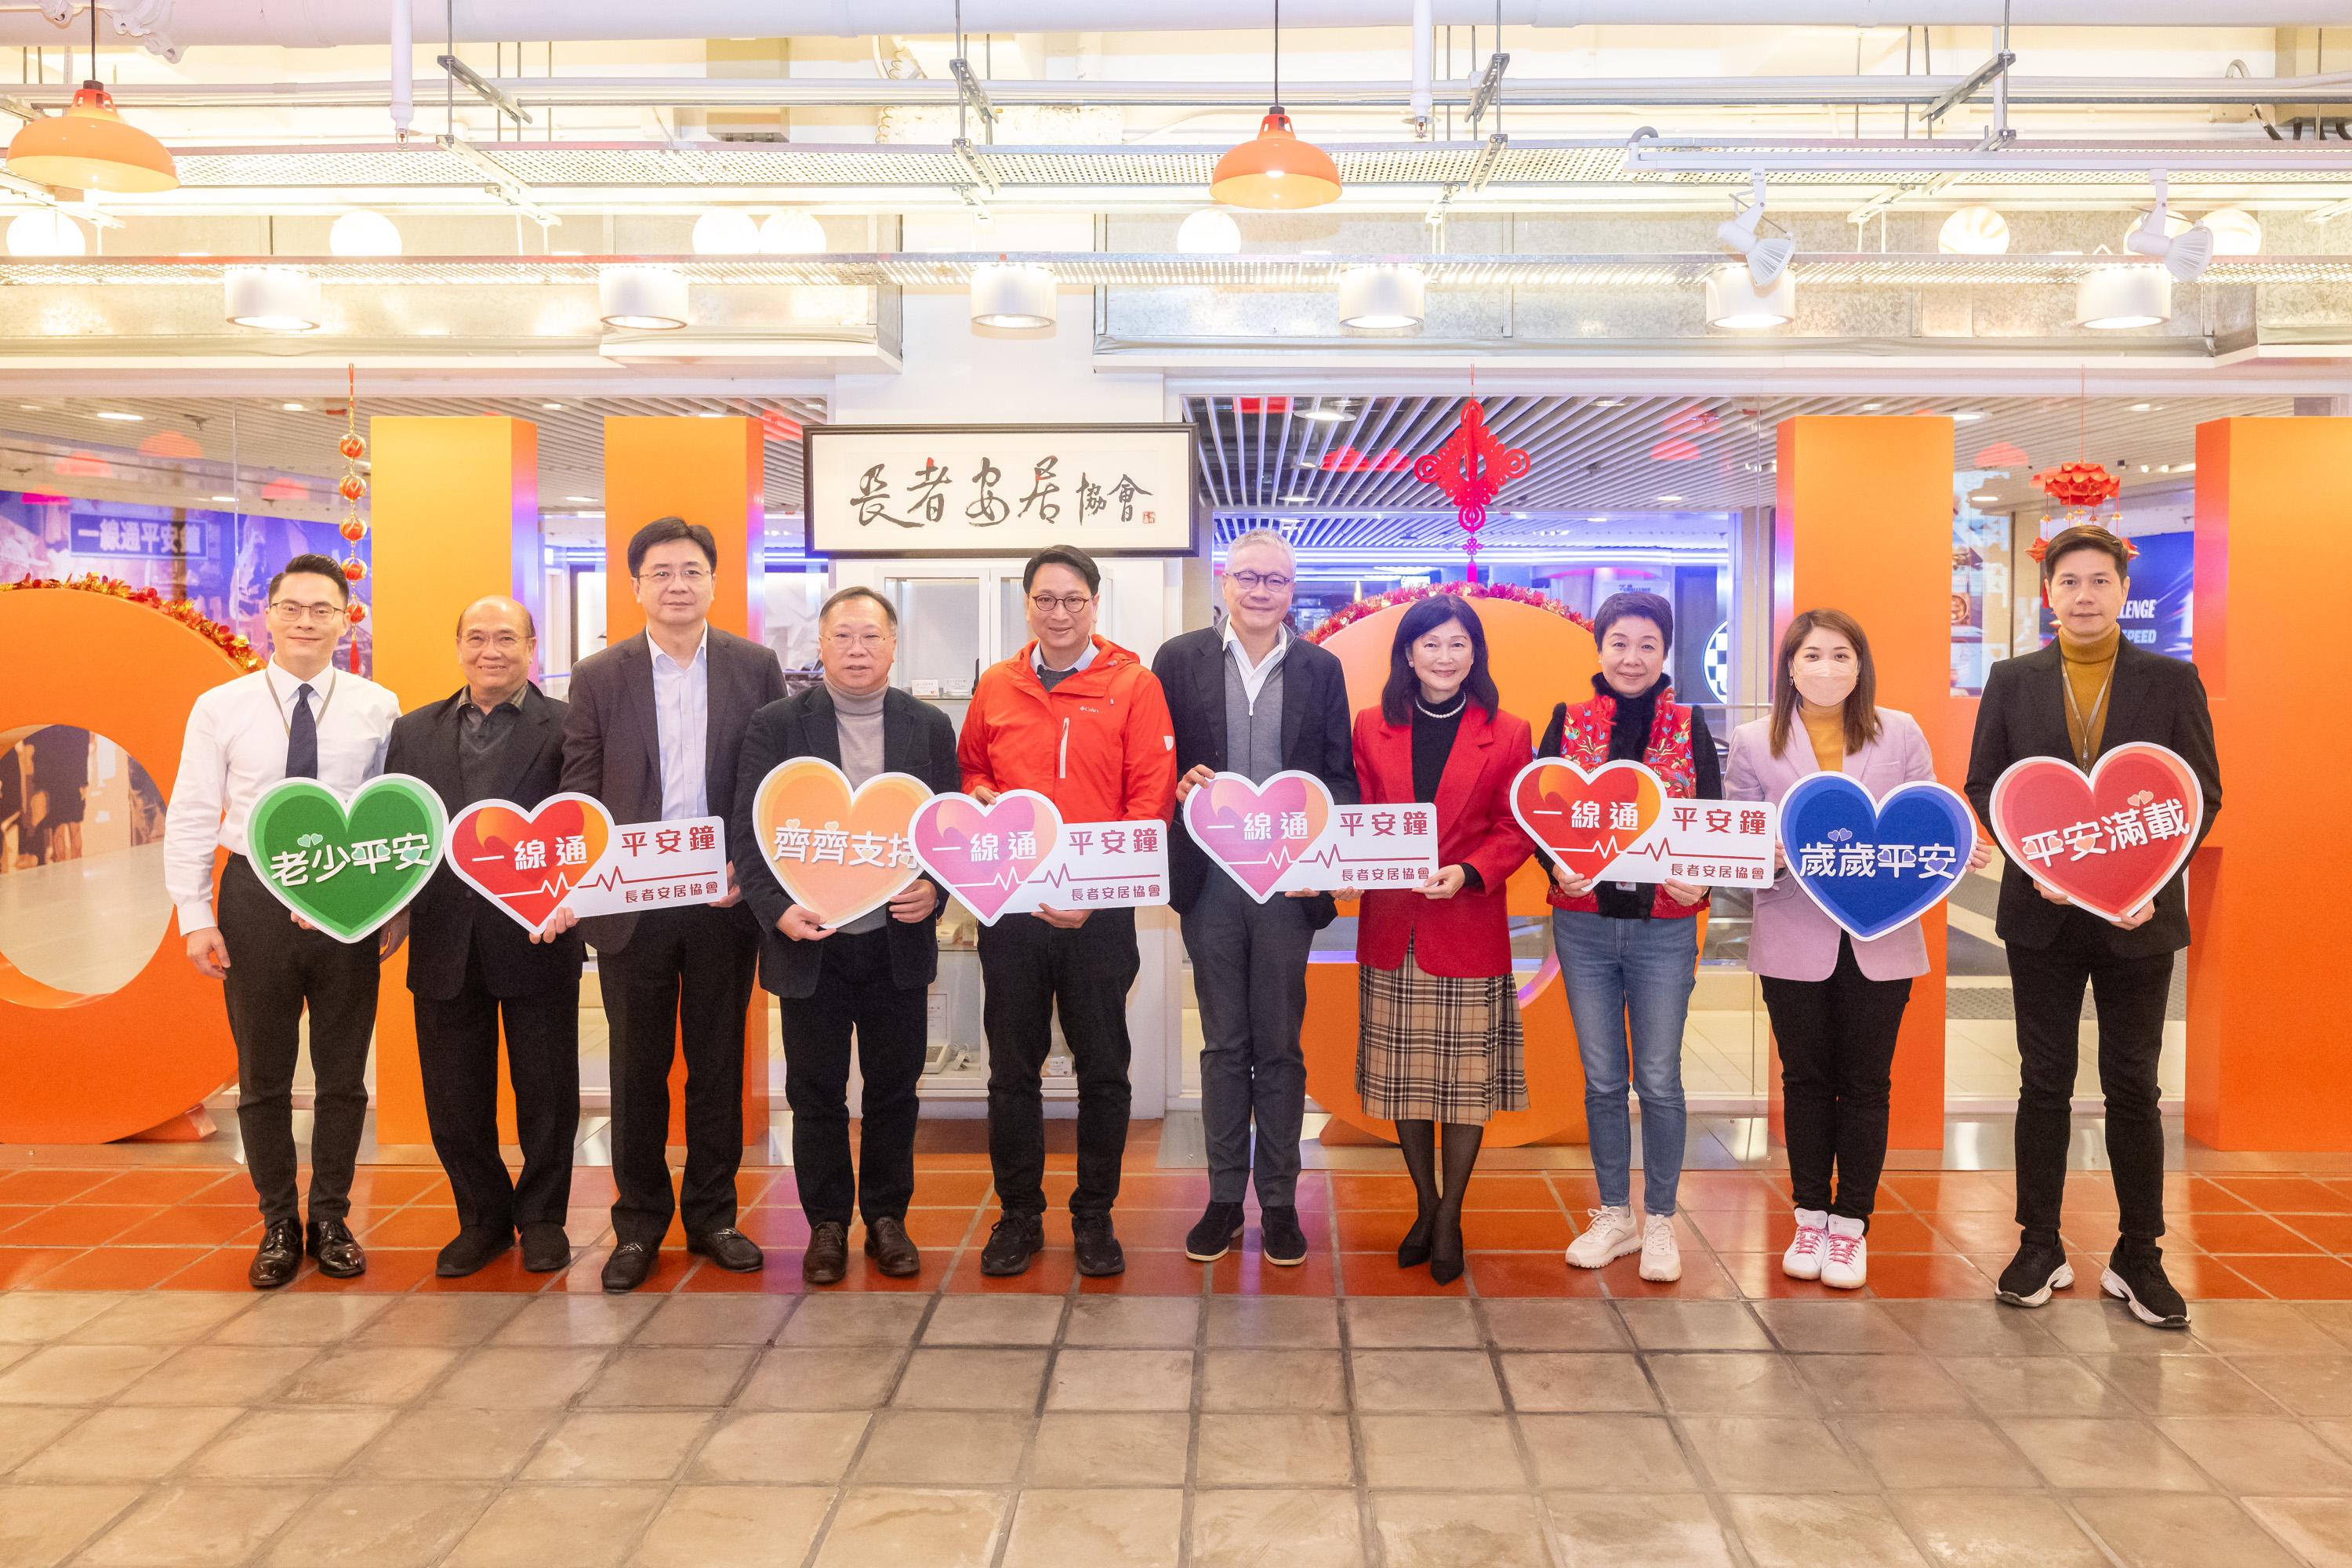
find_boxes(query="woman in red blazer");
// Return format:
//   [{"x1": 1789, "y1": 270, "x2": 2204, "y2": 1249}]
[{"x1": 1352, "y1": 593, "x2": 1534, "y2": 1284}]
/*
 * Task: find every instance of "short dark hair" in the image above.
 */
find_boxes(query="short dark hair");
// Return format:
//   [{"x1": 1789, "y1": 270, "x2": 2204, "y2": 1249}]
[
  {"x1": 1592, "y1": 590, "x2": 1675, "y2": 652},
  {"x1": 818, "y1": 585, "x2": 898, "y2": 629},
  {"x1": 626, "y1": 516, "x2": 718, "y2": 577},
  {"x1": 1022, "y1": 544, "x2": 1100, "y2": 595},
  {"x1": 268, "y1": 553, "x2": 350, "y2": 604},
  {"x1": 1381, "y1": 593, "x2": 1501, "y2": 726},
  {"x1": 2041, "y1": 524, "x2": 2132, "y2": 584},
  {"x1": 453, "y1": 596, "x2": 536, "y2": 640}
]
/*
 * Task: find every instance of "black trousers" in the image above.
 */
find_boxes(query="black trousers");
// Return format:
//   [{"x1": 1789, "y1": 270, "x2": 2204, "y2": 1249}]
[
  {"x1": 1759, "y1": 936, "x2": 1914, "y2": 1224},
  {"x1": 978, "y1": 908, "x2": 1139, "y2": 1218},
  {"x1": 216, "y1": 854, "x2": 379, "y2": 1225},
  {"x1": 779, "y1": 927, "x2": 927, "y2": 1228},
  {"x1": 600, "y1": 903, "x2": 760, "y2": 1247},
  {"x1": 2008, "y1": 908, "x2": 2172, "y2": 1245},
  {"x1": 413, "y1": 941, "x2": 580, "y2": 1236}
]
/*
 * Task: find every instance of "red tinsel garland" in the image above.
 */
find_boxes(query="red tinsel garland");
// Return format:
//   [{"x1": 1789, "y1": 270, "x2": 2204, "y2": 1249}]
[
  {"x1": 1305, "y1": 579, "x2": 1595, "y2": 644},
  {"x1": 1, "y1": 572, "x2": 263, "y2": 671}
]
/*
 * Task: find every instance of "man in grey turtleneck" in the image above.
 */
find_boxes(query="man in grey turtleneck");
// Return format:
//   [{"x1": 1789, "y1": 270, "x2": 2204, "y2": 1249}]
[{"x1": 730, "y1": 586, "x2": 962, "y2": 1285}]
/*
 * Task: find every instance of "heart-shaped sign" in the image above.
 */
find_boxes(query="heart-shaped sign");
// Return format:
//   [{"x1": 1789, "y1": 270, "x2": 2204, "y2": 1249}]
[
  {"x1": 1184, "y1": 770, "x2": 1335, "y2": 902},
  {"x1": 1778, "y1": 773, "x2": 1977, "y2": 942},
  {"x1": 243, "y1": 773, "x2": 449, "y2": 943},
  {"x1": 445, "y1": 792, "x2": 614, "y2": 936},
  {"x1": 909, "y1": 789, "x2": 1062, "y2": 925},
  {"x1": 1510, "y1": 757, "x2": 1665, "y2": 880},
  {"x1": 752, "y1": 758, "x2": 932, "y2": 928},
  {"x1": 1988, "y1": 742, "x2": 2204, "y2": 923}
]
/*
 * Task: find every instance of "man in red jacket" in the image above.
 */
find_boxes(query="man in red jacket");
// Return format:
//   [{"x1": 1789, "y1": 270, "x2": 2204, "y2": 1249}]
[{"x1": 958, "y1": 544, "x2": 1177, "y2": 1277}]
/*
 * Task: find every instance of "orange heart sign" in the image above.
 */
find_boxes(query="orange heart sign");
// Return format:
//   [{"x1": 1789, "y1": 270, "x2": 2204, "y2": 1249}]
[{"x1": 751, "y1": 757, "x2": 933, "y2": 927}]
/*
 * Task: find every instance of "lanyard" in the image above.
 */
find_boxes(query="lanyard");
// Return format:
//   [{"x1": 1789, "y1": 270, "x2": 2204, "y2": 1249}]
[
  {"x1": 262, "y1": 665, "x2": 338, "y2": 739},
  {"x1": 2061, "y1": 660, "x2": 2113, "y2": 771}
]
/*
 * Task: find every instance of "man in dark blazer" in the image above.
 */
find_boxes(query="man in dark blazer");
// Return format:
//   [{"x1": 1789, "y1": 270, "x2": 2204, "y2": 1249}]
[
  {"x1": 557, "y1": 517, "x2": 788, "y2": 1292},
  {"x1": 730, "y1": 586, "x2": 961, "y2": 1285},
  {"x1": 1965, "y1": 523, "x2": 2222, "y2": 1330},
  {"x1": 386, "y1": 596, "x2": 583, "y2": 1278},
  {"x1": 1153, "y1": 528, "x2": 1359, "y2": 1270}
]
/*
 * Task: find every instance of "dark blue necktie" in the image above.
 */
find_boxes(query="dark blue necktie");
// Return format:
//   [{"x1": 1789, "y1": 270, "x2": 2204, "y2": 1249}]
[{"x1": 285, "y1": 682, "x2": 318, "y2": 780}]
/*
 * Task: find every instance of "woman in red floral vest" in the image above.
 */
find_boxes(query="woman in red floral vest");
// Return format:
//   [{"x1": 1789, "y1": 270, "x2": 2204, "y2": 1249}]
[{"x1": 1544, "y1": 591, "x2": 1721, "y2": 1285}]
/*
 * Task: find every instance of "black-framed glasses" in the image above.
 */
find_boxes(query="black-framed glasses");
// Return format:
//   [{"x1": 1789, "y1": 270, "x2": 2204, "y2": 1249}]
[
  {"x1": 1029, "y1": 593, "x2": 1094, "y2": 615},
  {"x1": 1229, "y1": 570, "x2": 1294, "y2": 592}
]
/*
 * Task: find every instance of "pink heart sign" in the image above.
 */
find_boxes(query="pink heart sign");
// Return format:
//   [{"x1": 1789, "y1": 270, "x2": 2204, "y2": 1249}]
[
  {"x1": 908, "y1": 789, "x2": 1064, "y2": 925},
  {"x1": 1184, "y1": 770, "x2": 1334, "y2": 902}
]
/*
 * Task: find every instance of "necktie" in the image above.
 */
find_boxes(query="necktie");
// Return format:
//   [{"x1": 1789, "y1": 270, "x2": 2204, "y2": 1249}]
[{"x1": 285, "y1": 683, "x2": 318, "y2": 780}]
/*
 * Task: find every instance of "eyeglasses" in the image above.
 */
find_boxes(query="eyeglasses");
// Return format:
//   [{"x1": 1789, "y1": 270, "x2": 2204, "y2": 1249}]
[
  {"x1": 825, "y1": 630, "x2": 891, "y2": 652},
  {"x1": 268, "y1": 600, "x2": 345, "y2": 624},
  {"x1": 636, "y1": 565, "x2": 711, "y2": 587},
  {"x1": 1228, "y1": 570, "x2": 1294, "y2": 592},
  {"x1": 1029, "y1": 593, "x2": 1094, "y2": 615},
  {"x1": 461, "y1": 631, "x2": 527, "y2": 650}
]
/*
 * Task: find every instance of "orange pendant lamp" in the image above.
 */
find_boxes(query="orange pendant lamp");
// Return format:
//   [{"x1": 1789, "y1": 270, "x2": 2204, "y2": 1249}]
[
  {"x1": 1210, "y1": 1, "x2": 1339, "y2": 211},
  {"x1": 5, "y1": 6, "x2": 177, "y2": 195}
]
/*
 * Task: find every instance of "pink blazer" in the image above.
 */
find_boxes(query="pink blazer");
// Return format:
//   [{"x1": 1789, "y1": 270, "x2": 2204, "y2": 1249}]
[{"x1": 1724, "y1": 707, "x2": 1939, "y2": 983}]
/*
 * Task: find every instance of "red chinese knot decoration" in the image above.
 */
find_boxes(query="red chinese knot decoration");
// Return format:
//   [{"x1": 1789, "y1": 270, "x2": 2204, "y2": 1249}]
[
  {"x1": 1413, "y1": 400, "x2": 1531, "y2": 583},
  {"x1": 2030, "y1": 459, "x2": 2122, "y2": 514}
]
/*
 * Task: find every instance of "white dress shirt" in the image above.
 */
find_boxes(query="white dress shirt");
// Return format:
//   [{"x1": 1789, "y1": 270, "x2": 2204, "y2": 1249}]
[
  {"x1": 162, "y1": 658, "x2": 401, "y2": 934},
  {"x1": 648, "y1": 627, "x2": 711, "y2": 821},
  {"x1": 1221, "y1": 620, "x2": 1290, "y2": 715}
]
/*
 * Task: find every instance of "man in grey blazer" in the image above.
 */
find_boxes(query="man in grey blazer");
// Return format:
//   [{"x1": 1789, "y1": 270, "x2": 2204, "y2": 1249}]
[{"x1": 557, "y1": 517, "x2": 787, "y2": 1292}]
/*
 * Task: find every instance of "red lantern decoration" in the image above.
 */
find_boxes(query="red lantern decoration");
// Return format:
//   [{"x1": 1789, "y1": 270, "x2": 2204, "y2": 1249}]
[
  {"x1": 1413, "y1": 401, "x2": 1532, "y2": 583},
  {"x1": 338, "y1": 433, "x2": 365, "y2": 460},
  {"x1": 347, "y1": 601, "x2": 366, "y2": 625},
  {"x1": 339, "y1": 517, "x2": 367, "y2": 543},
  {"x1": 339, "y1": 473, "x2": 367, "y2": 502},
  {"x1": 342, "y1": 557, "x2": 366, "y2": 583},
  {"x1": 2031, "y1": 459, "x2": 2122, "y2": 511}
]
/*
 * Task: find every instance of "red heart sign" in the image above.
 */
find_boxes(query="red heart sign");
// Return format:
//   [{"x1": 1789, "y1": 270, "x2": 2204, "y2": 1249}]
[
  {"x1": 1509, "y1": 758, "x2": 1665, "y2": 880},
  {"x1": 445, "y1": 792, "x2": 615, "y2": 936},
  {"x1": 1987, "y1": 742, "x2": 2204, "y2": 922}
]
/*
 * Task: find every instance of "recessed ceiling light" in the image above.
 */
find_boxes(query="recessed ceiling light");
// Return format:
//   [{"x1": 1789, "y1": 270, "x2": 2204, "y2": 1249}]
[
  {"x1": 1970, "y1": 492, "x2": 1997, "y2": 502},
  {"x1": 1283, "y1": 492, "x2": 1314, "y2": 502},
  {"x1": 1592, "y1": 398, "x2": 1624, "y2": 408},
  {"x1": 210, "y1": 494, "x2": 237, "y2": 503},
  {"x1": 18, "y1": 403, "x2": 40, "y2": 411},
  {"x1": 542, "y1": 401, "x2": 565, "y2": 411},
  {"x1": 281, "y1": 401, "x2": 304, "y2": 412},
  {"x1": 96, "y1": 409, "x2": 142, "y2": 421},
  {"x1": 1298, "y1": 401, "x2": 1350, "y2": 423},
  {"x1": 1587, "y1": 516, "x2": 1608, "y2": 523},
  {"x1": 1951, "y1": 410, "x2": 1985, "y2": 422},
  {"x1": 1860, "y1": 402, "x2": 1883, "y2": 411},
  {"x1": 2176, "y1": 461, "x2": 2195, "y2": 473},
  {"x1": 565, "y1": 495, "x2": 596, "y2": 503},
  {"x1": 2129, "y1": 402, "x2": 2152, "y2": 412},
  {"x1": 697, "y1": 410, "x2": 724, "y2": 418},
  {"x1": 1656, "y1": 494, "x2": 1685, "y2": 503}
]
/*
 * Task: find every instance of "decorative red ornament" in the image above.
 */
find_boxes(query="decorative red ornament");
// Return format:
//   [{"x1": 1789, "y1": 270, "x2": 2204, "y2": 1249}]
[
  {"x1": 1412, "y1": 401, "x2": 1532, "y2": 583},
  {"x1": 342, "y1": 558, "x2": 366, "y2": 583},
  {"x1": 1304, "y1": 579, "x2": 1592, "y2": 646},
  {"x1": 339, "y1": 433, "x2": 365, "y2": 460},
  {"x1": 339, "y1": 474, "x2": 367, "y2": 502},
  {"x1": 2025, "y1": 525, "x2": 2139, "y2": 568},
  {"x1": 2030, "y1": 459, "x2": 2122, "y2": 510},
  {"x1": 339, "y1": 517, "x2": 367, "y2": 543},
  {"x1": 347, "y1": 601, "x2": 367, "y2": 626},
  {"x1": 0, "y1": 573, "x2": 262, "y2": 671}
]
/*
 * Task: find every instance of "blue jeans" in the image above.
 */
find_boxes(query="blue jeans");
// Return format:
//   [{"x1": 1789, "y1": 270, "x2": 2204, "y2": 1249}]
[{"x1": 1552, "y1": 909, "x2": 1698, "y2": 1216}]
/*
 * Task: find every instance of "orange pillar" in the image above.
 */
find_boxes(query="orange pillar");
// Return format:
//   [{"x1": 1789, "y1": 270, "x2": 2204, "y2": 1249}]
[
  {"x1": 369, "y1": 416, "x2": 543, "y2": 1145},
  {"x1": 2186, "y1": 417, "x2": 2350, "y2": 1149},
  {"x1": 601, "y1": 416, "x2": 771, "y2": 1139},
  {"x1": 1775, "y1": 415, "x2": 1955, "y2": 1152}
]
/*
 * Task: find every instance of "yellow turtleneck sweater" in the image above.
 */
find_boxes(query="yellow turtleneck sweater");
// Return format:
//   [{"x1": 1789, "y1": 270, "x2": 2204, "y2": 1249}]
[
  {"x1": 1800, "y1": 705, "x2": 1846, "y2": 774},
  {"x1": 2058, "y1": 624, "x2": 2121, "y2": 765}
]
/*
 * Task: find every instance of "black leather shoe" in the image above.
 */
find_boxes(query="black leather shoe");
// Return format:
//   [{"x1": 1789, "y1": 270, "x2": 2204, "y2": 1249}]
[
  {"x1": 2103, "y1": 1240, "x2": 2190, "y2": 1330},
  {"x1": 1396, "y1": 1214, "x2": 1436, "y2": 1270},
  {"x1": 688, "y1": 1227, "x2": 764, "y2": 1273},
  {"x1": 601, "y1": 1241, "x2": 656, "y2": 1293},
  {"x1": 1995, "y1": 1234, "x2": 2074, "y2": 1308},
  {"x1": 979, "y1": 1211, "x2": 1045, "y2": 1276},
  {"x1": 1185, "y1": 1201, "x2": 1246, "y2": 1263},
  {"x1": 803, "y1": 1221, "x2": 850, "y2": 1285},
  {"x1": 1261, "y1": 1205, "x2": 1309, "y2": 1268},
  {"x1": 435, "y1": 1225, "x2": 513, "y2": 1278},
  {"x1": 519, "y1": 1223, "x2": 571, "y2": 1273},
  {"x1": 305, "y1": 1218, "x2": 367, "y2": 1279},
  {"x1": 1072, "y1": 1213, "x2": 1126, "y2": 1278},
  {"x1": 249, "y1": 1218, "x2": 303, "y2": 1290},
  {"x1": 863, "y1": 1216, "x2": 921, "y2": 1278}
]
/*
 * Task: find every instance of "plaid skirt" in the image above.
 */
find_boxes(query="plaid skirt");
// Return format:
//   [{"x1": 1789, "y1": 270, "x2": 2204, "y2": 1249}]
[{"x1": 1356, "y1": 942, "x2": 1529, "y2": 1124}]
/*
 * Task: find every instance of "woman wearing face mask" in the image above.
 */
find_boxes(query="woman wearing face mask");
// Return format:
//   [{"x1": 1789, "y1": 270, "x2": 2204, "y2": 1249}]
[
  {"x1": 1352, "y1": 595, "x2": 1534, "y2": 1285},
  {"x1": 1726, "y1": 608, "x2": 1994, "y2": 1290},
  {"x1": 1547, "y1": 592, "x2": 1718, "y2": 1284}
]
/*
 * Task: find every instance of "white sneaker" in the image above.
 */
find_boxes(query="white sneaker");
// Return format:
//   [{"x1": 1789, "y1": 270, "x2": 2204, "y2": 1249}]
[
  {"x1": 1821, "y1": 1214, "x2": 1867, "y2": 1290},
  {"x1": 1783, "y1": 1208, "x2": 1829, "y2": 1281},
  {"x1": 1639, "y1": 1213, "x2": 1682, "y2": 1283},
  {"x1": 1566, "y1": 1206, "x2": 1641, "y2": 1270}
]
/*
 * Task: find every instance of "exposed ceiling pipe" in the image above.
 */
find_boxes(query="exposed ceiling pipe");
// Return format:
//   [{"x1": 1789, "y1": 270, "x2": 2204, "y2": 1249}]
[{"x1": 8, "y1": 1, "x2": 2352, "y2": 49}]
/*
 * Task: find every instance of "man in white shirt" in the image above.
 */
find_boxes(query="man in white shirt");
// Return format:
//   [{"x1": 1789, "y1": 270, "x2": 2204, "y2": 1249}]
[{"x1": 162, "y1": 553, "x2": 404, "y2": 1289}]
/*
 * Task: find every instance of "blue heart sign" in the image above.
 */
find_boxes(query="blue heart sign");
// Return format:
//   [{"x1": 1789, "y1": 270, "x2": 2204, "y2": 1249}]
[{"x1": 1777, "y1": 773, "x2": 1977, "y2": 942}]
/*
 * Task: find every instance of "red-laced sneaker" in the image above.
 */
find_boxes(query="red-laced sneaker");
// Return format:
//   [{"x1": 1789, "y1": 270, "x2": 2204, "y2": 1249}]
[{"x1": 1781, "y1": 1208, "x2": 1828, "y2": 1281}]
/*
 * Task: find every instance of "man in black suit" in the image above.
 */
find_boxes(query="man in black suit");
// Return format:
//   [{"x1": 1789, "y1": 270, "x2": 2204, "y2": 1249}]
[
  {"x1": 1965, "y1": 523, "x2": 2222, "y2": 1330},
  {"x1": 386, "y1": 596, "x2": 583, "y2": 1278},
  {"x1": 1153, "y1": 528, "x2": 1359, "y2": 1269},
  {"x1": 556, "y1": 517, "x2": 788, "y2": 1292},
  {"x1": 730, "y1": 586, "x2": 961, "y2": 1285}
]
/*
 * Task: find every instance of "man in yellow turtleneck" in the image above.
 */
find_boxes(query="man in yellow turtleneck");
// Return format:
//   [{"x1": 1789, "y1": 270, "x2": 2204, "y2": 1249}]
[{"x1": 1965, "y1": 524, "x2": 2221, "y2": 1334}]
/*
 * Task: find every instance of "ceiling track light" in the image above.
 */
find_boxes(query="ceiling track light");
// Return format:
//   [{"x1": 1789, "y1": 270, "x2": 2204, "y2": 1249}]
[
  {"x1": 224, "y1": 266, "x2": 322, "y2": 333},
  {"x1": 1336, "y1": 264, "x2": 1425, "y2": 332},
  {"x1": 970, "y1": 261, "x2": 1056, "y2": 337},
  {"x1": 2074, "y1": 261, "x2": 2171, "y2": 329},
  {"x1": 2125, "y1": 172, "x2": 2216, "y2": 282},
  {"x1": 1714, "y1": 172, "x2": 1795, "y2": 290},
  {"x1": 597, "y1": 264, "x2": 690, "y2": 331},
  {"x1": 1704, "y1": 263, "x2": 1793, "y2": 330}
]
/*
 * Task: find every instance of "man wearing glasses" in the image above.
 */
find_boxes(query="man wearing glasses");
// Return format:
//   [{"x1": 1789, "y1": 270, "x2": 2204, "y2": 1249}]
[
  {"x1": 556, "y1": 517, "x2": 787, "y2": 1292},
  {"x1": 164, "y1": 553, "x2": 404, "y2": 1289},
  {"x1": 1154, "y1": 529, "x2": 1359, "y2": 1269},
  {"x1": 958, "y1": 545, "x2": 1178, "y2": 1277}
]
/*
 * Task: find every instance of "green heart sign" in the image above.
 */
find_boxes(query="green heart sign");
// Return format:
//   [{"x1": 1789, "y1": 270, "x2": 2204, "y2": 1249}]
[{"x1": 244, "y1": 774, "x2": 449, "y2": 943}]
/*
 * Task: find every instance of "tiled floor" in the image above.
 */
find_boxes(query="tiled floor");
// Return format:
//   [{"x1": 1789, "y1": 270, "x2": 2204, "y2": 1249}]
[{"x1": 6, "y1": 1129, "x2": 2352, "y2": 1564}]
